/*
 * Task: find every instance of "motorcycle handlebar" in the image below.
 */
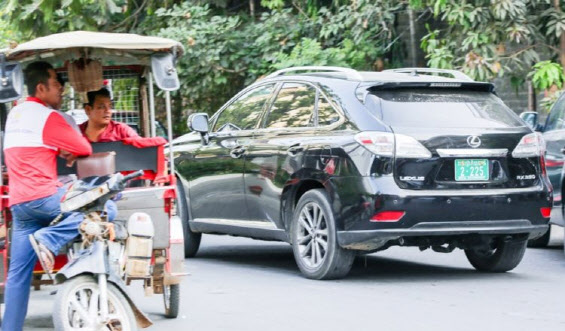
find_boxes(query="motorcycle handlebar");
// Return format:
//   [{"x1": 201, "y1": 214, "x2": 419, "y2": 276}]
[{"x1": 122, "y1": 170, "x2": 144, "y2": 183}]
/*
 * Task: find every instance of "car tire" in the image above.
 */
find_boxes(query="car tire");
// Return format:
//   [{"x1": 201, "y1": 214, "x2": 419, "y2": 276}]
[
  {"x1": 527, "y1": 227, "x2": 550, "y2": 248},
  {"x1": 465, "y1": 239, "x2": 527, "y2": 272},
  {"x1": 290, "y1": 189, "x2": 355, "y2": 280},
  {"x1": 176, "y1": 180, "x2": 201, "y2": 258}
]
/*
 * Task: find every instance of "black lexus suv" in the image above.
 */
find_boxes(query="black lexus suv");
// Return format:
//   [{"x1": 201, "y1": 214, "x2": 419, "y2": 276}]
[{"x1": 172, "y1": 66, "x2": 552, "y2": 279}]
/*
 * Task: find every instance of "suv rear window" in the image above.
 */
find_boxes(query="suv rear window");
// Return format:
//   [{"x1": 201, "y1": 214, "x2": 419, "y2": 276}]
[{"x1": 368, "y1": 89, "x2": 523, "y2": 128}]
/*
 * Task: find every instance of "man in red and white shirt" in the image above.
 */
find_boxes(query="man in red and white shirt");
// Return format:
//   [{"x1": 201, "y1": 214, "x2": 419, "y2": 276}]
[
  {"x1": 79, "y1": 87, "x2": 139, "y2": 143},
  {"x1": 2, "y1": 61, "x2": 92, "y2": 331}
]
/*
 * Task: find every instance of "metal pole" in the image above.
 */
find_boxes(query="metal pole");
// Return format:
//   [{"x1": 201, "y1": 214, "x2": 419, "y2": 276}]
[
  {"x1": 165, "y1": 91, "x2": 175, "y2": 176},
  {"x1": 148, "y1": 72, "x2": 156, "y2": 137}
]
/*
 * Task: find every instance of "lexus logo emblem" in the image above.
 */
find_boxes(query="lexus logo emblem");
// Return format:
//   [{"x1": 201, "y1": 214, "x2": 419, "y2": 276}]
[{"x1": 467, "y1": 135, "x2": 481, "y2": 148}]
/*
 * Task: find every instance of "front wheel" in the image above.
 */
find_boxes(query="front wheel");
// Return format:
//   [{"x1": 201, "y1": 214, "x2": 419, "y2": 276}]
[
  {"x1": 53, "y1": 275, "x2": 137, "y2": 331},
  {"x1": 290, "y1": 189, "x2": 355, "y2": 280},
  {"x1": 163, "y1": 284, "x2": 180, "y2": 318},
  {"x1": 465, "y1": 239, "x2": 527, "y2": 272},
  {"x1": 176, "y1": 180, "x2": 201, "y2": 257}
]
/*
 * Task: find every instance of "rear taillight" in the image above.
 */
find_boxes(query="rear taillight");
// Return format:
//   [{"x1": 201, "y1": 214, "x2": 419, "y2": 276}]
[
  {"x1": 355, "y1": 132, "x2": 394, "y2": 156},
  {"x1": 540, "y1": 207, "x2": 551, "y2": 218},
  {"x1": 354, "y1": 132, "x2": 432, "y2": 159},
  {"x1": 544, "y1": 157, "x2": 564, "y2": 168},
  {"x1": 511, "y1": 132, "x2": 545, "y2": 158},
  {"x1": 370, "y1": 211, "x2": 406, "y2": 222},
  {"x1": 540, "y1": 152, "x2": 548, "y2": 180}
]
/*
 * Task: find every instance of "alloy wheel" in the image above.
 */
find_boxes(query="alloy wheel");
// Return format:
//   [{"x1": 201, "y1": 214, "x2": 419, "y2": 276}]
[{"x1": 296, "y1": 202, "x2": 329, "y2": 268}]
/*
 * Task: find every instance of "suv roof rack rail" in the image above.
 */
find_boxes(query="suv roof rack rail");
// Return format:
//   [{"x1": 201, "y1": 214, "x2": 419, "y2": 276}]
[
  {"x1": 265, "y1": 66, "x2": 364, "y2": 81},
  {"x1": 383, "y1": 68, "x2": 474, "y2": 82}
]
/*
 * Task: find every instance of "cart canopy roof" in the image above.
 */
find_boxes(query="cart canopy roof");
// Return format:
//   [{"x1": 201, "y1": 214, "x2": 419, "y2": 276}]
[{"x1": 2, "y1": 31, "x2": 184, "y2": 65}]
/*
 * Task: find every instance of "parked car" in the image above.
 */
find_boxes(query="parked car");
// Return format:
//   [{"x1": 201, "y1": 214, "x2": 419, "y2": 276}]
[
  {"x1": 173, "y1": 66, "x2": 552, "y2": 279},
  {"x1": 519, "y1": 94, "x2": 565, "y2": 247}
]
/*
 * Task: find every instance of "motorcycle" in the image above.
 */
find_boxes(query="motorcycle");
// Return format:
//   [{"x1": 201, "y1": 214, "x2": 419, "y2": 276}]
[
  {"x1": 0, "y1": 32, "x2": 187, "y2": 329},
  {"x1": 52, "y1": 169, "x2": 152, "y2": 330}
]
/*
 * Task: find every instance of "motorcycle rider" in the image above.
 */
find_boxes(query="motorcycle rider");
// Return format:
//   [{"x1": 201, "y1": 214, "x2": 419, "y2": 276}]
[{"x1": 1, "y1": 61, "x2": 92, "y2": 331}]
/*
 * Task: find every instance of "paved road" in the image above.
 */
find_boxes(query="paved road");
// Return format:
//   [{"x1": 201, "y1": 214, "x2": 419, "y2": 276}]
[{"x1": 17, "y1": 226, "x2": 565, "y2": 331}]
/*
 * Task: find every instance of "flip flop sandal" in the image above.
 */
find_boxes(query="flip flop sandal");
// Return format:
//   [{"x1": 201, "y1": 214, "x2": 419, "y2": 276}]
[{"x1": 29, "y1": 234, "x2": 55, "y2": 280}]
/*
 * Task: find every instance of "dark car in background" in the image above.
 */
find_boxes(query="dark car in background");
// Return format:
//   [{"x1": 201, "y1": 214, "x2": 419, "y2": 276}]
[
  {"x1": 173, "y1": 67, "x2": 552, "y2": 279},
  {"x1": 520, "y1": 93, "x2": 565, "y2": 248}
]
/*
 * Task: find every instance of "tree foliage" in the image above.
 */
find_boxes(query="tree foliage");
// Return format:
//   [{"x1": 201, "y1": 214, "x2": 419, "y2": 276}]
[
  {"x1": 416, "y1": 0, "x2": 565, "y2": 87},
  {"x1": 0, "y1": 0, "x2": 154, "y2": 38},
  {"x1": 530, "y1": 60, "x2": 565, "y2": 90},
  {"x1": 3, "y1": 0, "x2": 565, "y2": 133},
  {"x1": 0, "y1": 16, "x2": 20, "y2": 48},
  {"x1": 139, "y1": 0, "x2": 404, "y2": 132}
]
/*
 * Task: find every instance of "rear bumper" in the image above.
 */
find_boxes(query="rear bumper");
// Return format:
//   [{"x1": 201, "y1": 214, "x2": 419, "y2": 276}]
[{"x1": 338, "y1": 220, "x2": 548, "y2": 250}]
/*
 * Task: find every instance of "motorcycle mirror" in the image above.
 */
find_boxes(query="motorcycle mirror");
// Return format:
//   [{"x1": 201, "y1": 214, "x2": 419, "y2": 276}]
[
  {"x1": 0, "y1": 54, "x2": 24, "y2": 103},
  {"x1": 151, "y1": 52, "x2": 180, "y2": 91}
]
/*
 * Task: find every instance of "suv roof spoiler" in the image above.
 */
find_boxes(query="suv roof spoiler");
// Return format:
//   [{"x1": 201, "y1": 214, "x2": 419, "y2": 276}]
[{"x1": 365, "y1": 81, "x2": 495, "y2": 92}]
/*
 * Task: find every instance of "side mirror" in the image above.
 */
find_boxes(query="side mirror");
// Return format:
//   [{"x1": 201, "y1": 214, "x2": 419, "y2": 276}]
[
  {"x1": 0, "y1": 54, "x2": 23, "y2": 103},
  {"x1": 188, "y1": 113, "x2": 209, "y2": 133},
  {"x1": 519, "y1": 111, "x2": 538, "y2": 131},
  {"x1": 187, "y1": 112, "x2": 210, "y2": 145}
]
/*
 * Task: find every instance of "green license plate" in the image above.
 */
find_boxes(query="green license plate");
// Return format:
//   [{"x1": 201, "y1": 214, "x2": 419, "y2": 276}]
[{"x1": 454, "y1": 159, "x2": 489, "y2": 181}]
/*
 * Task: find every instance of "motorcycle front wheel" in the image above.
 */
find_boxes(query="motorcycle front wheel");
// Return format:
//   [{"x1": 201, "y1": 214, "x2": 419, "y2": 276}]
[{"x1": 53, "y1": 275, "x2": 137, "y2": 331}]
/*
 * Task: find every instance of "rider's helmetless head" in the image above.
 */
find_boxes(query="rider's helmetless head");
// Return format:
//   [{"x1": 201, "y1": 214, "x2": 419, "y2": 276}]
[
  {"x1": 24, "y1": 61, "x2": 63, "y2": 109},
  {"x1": 85, "y1": 87, "x2": 113, "y2": 128}
]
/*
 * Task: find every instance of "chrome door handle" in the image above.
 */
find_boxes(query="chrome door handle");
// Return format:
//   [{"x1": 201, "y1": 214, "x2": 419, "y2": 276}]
[{"x1": 230, "y1": 146, "x2": 246, "y2": 158}]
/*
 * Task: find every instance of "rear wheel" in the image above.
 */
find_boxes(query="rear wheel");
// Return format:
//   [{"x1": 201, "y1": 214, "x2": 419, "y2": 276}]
[
  {"x1": 176, "y1": 180, "x2": 201, "y2": 257},
  {"x1": 163, "y1": 284, "x2": 180, "y2": 318},
  {"x1": 465, "y1": 239, "x2": 527, "y2": 272},
  {"x1": 527, "y1": 228, "x2": 550, "y2": 248},
  {"x1": 290, "y1": 189, "x2": 355, "y2": 280}
]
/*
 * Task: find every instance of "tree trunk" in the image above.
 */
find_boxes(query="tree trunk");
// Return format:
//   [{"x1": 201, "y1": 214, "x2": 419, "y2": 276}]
[
  {"x1": 249, "y1": 0, "x2": 255, "y2": 19},
  {"x1": 527, "y1": 80, "x2": 536, "y2": 112},
  {"x1": 408, "y1": 8, "x2": 417, "y2": 67},
  {"x1": 556, "y1": 0, "x2": 565, "y2": 69}
]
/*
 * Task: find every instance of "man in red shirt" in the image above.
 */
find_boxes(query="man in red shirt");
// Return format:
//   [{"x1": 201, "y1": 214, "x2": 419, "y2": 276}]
[
  {"x1": 2, "y1": 62, "x2": 92, "y2": 331},
  {"x1": 79, "y1": 87, "x2": 139, "y2": 142}
]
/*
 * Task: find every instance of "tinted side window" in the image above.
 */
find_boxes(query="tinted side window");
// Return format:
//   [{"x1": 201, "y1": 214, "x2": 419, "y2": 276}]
[
  {"x1": 265, "y1": 83, "x2": 316, "y2": 128},
  {"x1": 317, "y1": 96, "x2": 340, "y2": 126},
  {"x1": 545, "y1": 95, "x2": 565, "y2": 131},
  {"x1": 213, "y1": 84, "x2": 274, "y2": 132}
]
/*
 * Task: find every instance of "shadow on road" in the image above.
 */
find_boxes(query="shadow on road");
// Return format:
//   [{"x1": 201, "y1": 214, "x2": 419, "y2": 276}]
[
  {"x1": 194, "y1": 241, "x2": 530, "y2": 283},
  {"x1": 346, "y1": 255, "x2": 525, "y2": 282}
]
